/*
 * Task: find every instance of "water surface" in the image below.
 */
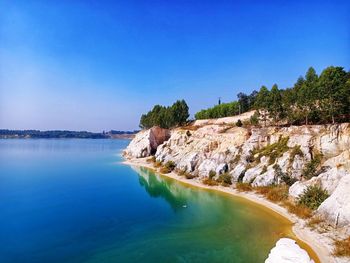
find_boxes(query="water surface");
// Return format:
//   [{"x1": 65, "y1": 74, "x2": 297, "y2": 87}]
[{"x1": 0, "y1": 139, "x2": 292, "y2": 263}]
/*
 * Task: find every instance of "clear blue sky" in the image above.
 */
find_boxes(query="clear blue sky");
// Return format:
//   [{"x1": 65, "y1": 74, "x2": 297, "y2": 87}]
[{"x1": 0, "y1": 0, "x2": 349, "y2": 131}]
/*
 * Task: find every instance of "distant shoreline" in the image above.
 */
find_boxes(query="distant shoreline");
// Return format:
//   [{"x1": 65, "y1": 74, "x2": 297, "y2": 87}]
[
  {"x1": 123, "y1": 157, "x2": 336, "y2": 263},
  {"x1": 0, "y1": 129, "x2": 138, "y2": 139}
]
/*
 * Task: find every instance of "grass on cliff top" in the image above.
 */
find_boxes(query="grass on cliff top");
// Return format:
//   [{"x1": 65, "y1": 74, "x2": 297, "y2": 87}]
[{"x1": 334, "y1": 236, "x2": 350, "y2": 257}]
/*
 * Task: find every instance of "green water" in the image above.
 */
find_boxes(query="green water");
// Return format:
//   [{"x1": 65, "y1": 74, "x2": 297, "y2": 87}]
[{"x1": 87, "y1": 167, "x2": 293, "y2": 263}]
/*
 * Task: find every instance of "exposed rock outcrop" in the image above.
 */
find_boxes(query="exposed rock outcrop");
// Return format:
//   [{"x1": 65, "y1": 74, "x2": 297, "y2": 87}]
[
  {"x1": 123, "y1": 126, "x2": 170, "y2": 158},
  {"x1": 317, "y1": 174, "x2": 350, "y2": 229},
  {"x1": 265, "y1": 238, "x2": 314, "y2": 263},
  {"x1": 124, "y1": 122, "x2": 350, "y2": 229}
]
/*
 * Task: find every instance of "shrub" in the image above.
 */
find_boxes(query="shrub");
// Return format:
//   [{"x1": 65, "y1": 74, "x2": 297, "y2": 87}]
[
  {"x1": 253, "y1": 136, "x2": 289, "y2": 165},
  {"x1": 177, "y1": 168, "x2": 187, "y2": 176},
  {"x1": 273, "y1": 164, "x2": 297, "y2": 186},
  {"x1": 159, "y1": 161, "x2": 176, "y2": 173},
  {"x1": 255, "y1": 185, "x2": 288, "y2": 202},
  {"x1": 217, "y1": 173, "x2": 232, "y2": 186},
  {"x1": 164, "y1": 160, "x2": 176, "y2": 170},
  {"x1": 246, "y1": 151, "x2": 255, "y2": 163},
  {"x1": 154, "y1": 161, "x2": 162, "y2": 168},
  {"x1": 333, "y1": 236, "x2": 350, "y2": 257},
  {"x1": 209, "y1": 170, "x2": 216, "y2": 179},
  {"x1": 236, "y1": 183, "x2": 253, "y2": 192},
  {"x1": 302, "y1": 153, "x2": 322, "y2": 179},
  {"x1": 236, "y1": 119, "x2": 243, "y2": 127},
  {"x1": 202, "y1": 178, "x2": 219, "y2": 186},
  {"x1": 297, "y1": 185, "x2": 329, "y2": 210},
  {"x1": 184, "y1": 173, "x2": 196, "y2": 179},
  {"x1": 231, "y1": 154, "x2": 241, "y2": 165},
  {"x1": 289, "y1": 145, "x2": 304, "y2": 163},
  {"x1": 281, "y1": 173, "x2": 297, "y2": 186},
  {"x1": 283, "y1": 201, "x2": 312, "y2": 219},
  {"x1": 146, "y1": 156, "x2": 156, "y2": 163},
  {"x1": 307, "y1": 216, "x2": 325, "y2": 229},
  {"x1": 250, "y1": 111, "x2": 259, "y2": 125}
]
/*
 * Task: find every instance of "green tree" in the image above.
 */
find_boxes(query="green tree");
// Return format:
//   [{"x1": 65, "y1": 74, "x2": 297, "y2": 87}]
[
  {"x1": 297, "y1": 67, "x2": 319, "y2": 125},
  {"x1": 281, "y1": 88, "x2": 298, "y2": 124},
  {"x1": 237, "y1": 92, "x2": 249, "y2": 114},
  {"x1": 139, "y1": 100, "x2": 189, "y2": 129},
  {"x1": 255, "y1": 86, "x2": 270, "y2": 126},
  {"x1": 170, "y1": 100, "x2": 190, "y2": 126},
  {"x1": 268, "y1": 84, "x2": 284, "y2": 125},
  {"x1": 318, "y1": 66, "x2": 348, "y2": 123}
]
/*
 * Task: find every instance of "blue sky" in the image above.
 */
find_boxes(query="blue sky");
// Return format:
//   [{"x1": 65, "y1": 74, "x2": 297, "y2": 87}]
[{"x1": 0, "y1": 0, "x2": 349, "y2": 131}]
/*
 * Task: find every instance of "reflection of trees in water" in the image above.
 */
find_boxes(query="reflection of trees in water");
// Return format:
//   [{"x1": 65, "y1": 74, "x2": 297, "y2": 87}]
[{"x1": 136, "y1": 167, "x2": 188, "y2": 211}]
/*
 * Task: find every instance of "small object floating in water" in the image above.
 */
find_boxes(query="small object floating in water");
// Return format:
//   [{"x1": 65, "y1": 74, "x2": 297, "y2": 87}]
[{"x1": 182, "y1": 205, "x2": 187, "y2": 208}]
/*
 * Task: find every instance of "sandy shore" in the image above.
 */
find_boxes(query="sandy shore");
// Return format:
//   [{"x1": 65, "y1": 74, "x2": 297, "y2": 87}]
[{"x1": 123, "y1": 157, "x2": 339, "y2": 263}]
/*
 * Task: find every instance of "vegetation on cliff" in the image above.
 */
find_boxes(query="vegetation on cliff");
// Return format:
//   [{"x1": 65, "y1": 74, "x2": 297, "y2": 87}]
[
  {"x1": 195, "y1": 66, "x2": 350, "y2": 125},
  {"x1": 139, "y1": 100, "x2": 189, "y2": 129}
]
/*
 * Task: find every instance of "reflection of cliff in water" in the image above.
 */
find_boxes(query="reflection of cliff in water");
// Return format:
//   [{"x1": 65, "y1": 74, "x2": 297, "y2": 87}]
[{"x1": 135, "y1": 166, "x2": 188, "y2": 211}]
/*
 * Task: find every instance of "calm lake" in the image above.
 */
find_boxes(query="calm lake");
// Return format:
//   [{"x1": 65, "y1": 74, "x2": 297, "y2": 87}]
[{"x1": 0, "y1": 139, "x2": 292, "y2": 263}]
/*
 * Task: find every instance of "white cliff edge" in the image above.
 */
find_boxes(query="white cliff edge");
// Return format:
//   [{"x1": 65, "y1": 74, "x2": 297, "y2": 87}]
[{"x1": 265, "y1": 238, "x2": 314, "y2": 263}]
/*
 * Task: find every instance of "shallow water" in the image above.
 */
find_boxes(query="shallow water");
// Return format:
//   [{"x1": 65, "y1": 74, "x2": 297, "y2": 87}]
[{"x1": 0, "y1": 139, "x2": 292, "y2": 263}]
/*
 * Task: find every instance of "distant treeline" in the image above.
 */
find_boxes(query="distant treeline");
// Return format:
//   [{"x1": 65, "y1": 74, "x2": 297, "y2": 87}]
[
  {"x1": 195, "y1": 66, "x2": 350, "y2": 125},
  {"x1": 0, "y1": 130, "x2": 138, "y2": 139},
  {"x1": 109, "y1": 130, "x2": 139, "y2": 135},
  {"x1": 139, "y1": 100, "x2": 189, "y2": 129}
]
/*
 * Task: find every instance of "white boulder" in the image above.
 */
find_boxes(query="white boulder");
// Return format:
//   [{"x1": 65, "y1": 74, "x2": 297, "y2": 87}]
[{"x1": 265, "y1": 238, "x2": 314, "y2": 263}]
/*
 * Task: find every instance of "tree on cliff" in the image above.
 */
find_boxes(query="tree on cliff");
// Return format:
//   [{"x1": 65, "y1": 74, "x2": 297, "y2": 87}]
[
  {"x1": 255, "y1": 86, "x2": 270, "y2": 126},
  {"x1": 139, "y1": 100, "x2": 189, "y2": 129},
  {"x1": 297, "y1": 67, "x2": 319, "y2": 125},
  {"x1": 268, "y1": 84, "x2": 284, "y2": 125},
  {"x1": 318, "y1": 66, "x2": 349, "y2": 124},
  {"x1": 170, "y1": 100, "x2": 190, "y2": 126}
]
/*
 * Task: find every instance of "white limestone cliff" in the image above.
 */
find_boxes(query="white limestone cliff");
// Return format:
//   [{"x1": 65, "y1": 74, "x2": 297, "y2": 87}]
[
  {"x1": 124, "y1": 121, "x2": 350, "y2": 230},
  {"x1": 123, "y1": 126, "x2": 170, "y2": 158}
]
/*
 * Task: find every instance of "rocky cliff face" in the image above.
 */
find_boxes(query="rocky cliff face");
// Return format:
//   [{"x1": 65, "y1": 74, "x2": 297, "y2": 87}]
[
  {"x1": 123, "y1": 126, "x2": 170, "y2": 158},
  {"x1": 124, "y1": 122, "x2": 350, "y2": 231}
]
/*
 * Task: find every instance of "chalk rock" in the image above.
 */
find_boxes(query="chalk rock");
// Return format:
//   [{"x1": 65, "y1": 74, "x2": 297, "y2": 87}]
[
  {"x1": 289, "y1": 167, "x2": 349, "y2": 198},
  {"x1": 123, "y1": 127, "x2": 170, "y2": 158},
  {"x1": 230, "y1": 163, "x2": 247, "y2": 182},
  {"x1": 198, "y1": 159, "x2": 218, "y2": 177},
  {"x1": 317, "y1": 174, "x2": 350, "y2": 228},
  {"x1": 252, "y1": 166, "x2": 276, "y2": 187},
  {"x1": 265, "y1": 238, "x2": 314, "y2": 263},
  {"x1": 289, "y1": 181, "x2": 309, "y2": 199}
]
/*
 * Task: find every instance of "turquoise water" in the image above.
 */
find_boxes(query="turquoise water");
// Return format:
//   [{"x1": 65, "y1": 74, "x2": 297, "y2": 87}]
[{"x1": 0, "y1": 139, "x2": 291, "y2": 263}]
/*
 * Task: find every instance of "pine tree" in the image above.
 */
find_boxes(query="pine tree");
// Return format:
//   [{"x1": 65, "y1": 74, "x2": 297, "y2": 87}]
[
  {"x1": 318, "y1": 67, "x2": 348, "y2": 123},
  {"x1": 297, "y1": 67, "x2": 318, "y2": 125},
  {"x1": 255, "y1": 86, "x2": 270, "y2": 126},
  {"x1": 268, "y1": 84, "x2": 283, "y2": 125}
]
